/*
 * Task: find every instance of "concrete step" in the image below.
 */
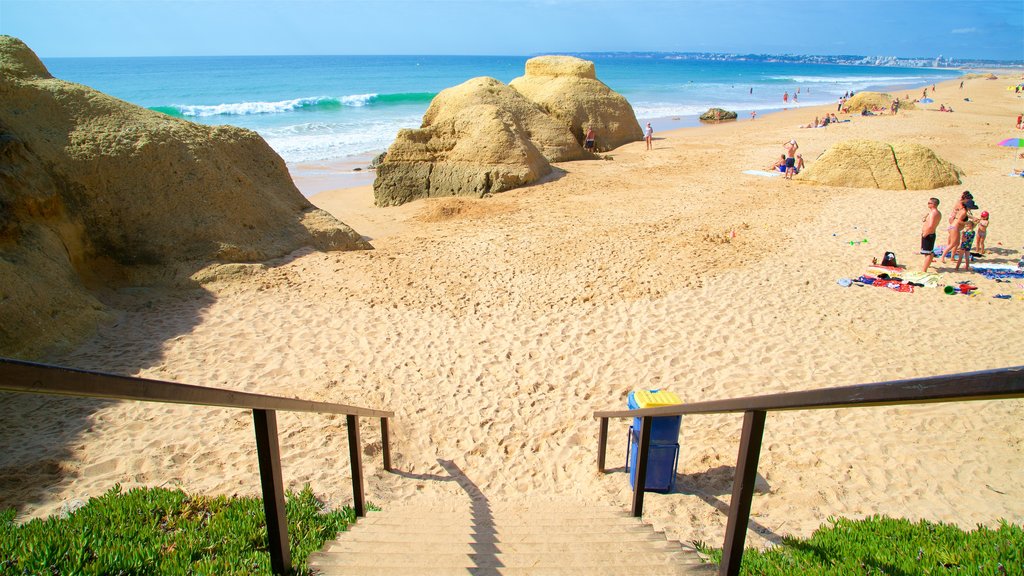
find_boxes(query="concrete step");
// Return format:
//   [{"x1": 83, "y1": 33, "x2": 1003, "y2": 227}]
[
  {"x1": 369, "y1": 508, "x2": 629, "y2": 519},
  {"x1": 322, "y1": 538, "x2": 684, "y2": 555},
  {"x1": 342, "y1": 526, "x2": 656, "y2": 539},
  {"x1": 332, "y1": 530, "x2": 670, "y2": 544},
  {"x1": 357, "y1": 515, "x2": 646, "y2": 528},
  {"x1": 308, "y1": 550, "x2": 700, "y2": 568},
  {"x1": 309, "y1": 566, "x2": 712, "y2": 576}
]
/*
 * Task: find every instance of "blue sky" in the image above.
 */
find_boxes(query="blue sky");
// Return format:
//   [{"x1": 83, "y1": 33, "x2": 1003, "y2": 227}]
[{"x1": 2, "y1": 0, "x2": 1021, "y2": 60}]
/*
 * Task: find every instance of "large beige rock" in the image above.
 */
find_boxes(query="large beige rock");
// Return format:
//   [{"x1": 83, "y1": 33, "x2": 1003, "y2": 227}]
[
  {"x1": 373, "y1": 77, "x2": 556, "y2": 207},
  {"x1": 798, "y1": 140, "x2": 962, "y2": 190},
  {"x1": 0, "y1": 36, "x2": 371, "y2": 358},
  {"x1": 510, "y1": 56, "x2": 642, "y2": 152},
  {"x1": 844, "y1": 91, "x2": 894, "y2": 113}
]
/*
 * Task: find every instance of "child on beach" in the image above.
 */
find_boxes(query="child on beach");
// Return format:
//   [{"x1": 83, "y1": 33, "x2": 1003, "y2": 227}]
[
  {"x1": 645, "y1": 122, "x2": 653, "y2": 150},
  {"x1": 954, "y1": 220, "x2": 977, "y2": 271},
  {"x1": 975, "y1": 211, "x2": 989, "y2": 254}
]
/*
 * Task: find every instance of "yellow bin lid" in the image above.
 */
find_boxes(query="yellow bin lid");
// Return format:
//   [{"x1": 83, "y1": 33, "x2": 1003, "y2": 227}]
[{"x1": 633, "y1": 389, "x2": 681, "y2": 408}]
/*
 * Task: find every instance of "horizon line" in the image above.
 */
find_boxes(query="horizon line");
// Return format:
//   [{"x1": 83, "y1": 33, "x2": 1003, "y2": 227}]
[{"x1": 35, "y1": 50, "x2": 1024, "y2": 66}]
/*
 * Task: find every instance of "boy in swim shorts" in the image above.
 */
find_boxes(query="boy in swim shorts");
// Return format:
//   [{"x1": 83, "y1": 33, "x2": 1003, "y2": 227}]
[{"x1": 920, "y1": 197, "x2": 941, "y2": 271}]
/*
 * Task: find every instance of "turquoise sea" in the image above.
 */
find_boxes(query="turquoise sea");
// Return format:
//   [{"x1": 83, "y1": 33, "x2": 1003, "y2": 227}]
[{"x1": 42, "y1": 54, "x2": 961, "y2": 186}]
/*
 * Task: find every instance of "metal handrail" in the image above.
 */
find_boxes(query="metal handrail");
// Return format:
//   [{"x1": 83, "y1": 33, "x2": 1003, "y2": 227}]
[
  {"x1": 593, "y1": 365, "x2": 1024, "y2": 576},
  {"x1": 0, "y1": 357, "x2": 394, "y2": 575}
]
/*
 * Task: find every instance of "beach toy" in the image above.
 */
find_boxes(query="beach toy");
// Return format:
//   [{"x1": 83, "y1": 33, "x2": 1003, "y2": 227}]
[
  {"x1": 994, "y1": 294, "x2": 1011, "y2": 299},
  {"x1": 944, "y1": 286, "x2": 957, "y2": 295},
  {"x1": 960, "y1": 284, "x2": 975, "y2": 294},
  {"x1": 837, "y1": 278, "x2": 853, "y2": 287}
]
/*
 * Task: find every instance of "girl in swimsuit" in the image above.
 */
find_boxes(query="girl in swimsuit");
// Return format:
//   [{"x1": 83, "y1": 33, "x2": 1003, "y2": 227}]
[{"x1": 975, "y1": 211, "x2": 989, "y2": 255}]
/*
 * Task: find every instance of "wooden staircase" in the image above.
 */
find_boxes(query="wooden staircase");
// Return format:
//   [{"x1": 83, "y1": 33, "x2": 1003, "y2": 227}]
[{"x1": 308, "y1": 501, "x2": 714, "y2": 575}]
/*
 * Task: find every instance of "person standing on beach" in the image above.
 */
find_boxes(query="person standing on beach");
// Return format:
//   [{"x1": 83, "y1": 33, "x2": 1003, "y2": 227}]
[
  {"x1": 959, "y1": 80, "x2": 964, "y2": 89},
  {"x1": 750, "y1": 110, "x2": 757, "y2": 121},
  {"x1": 584, "y1": 127, "x2": 595, "y2": 152},
  {"x1": 783, "y1": 91, "x2": 789, "y2": 104},
  {"x1": 920, "y1": 197, "x2": 941, "y2": 271},
  {"x1": 644, "y1": 122, "x2": 653, "y2": 150},
  {"x1": 783, "y1": 139, "x2": 798, "y2": 179}
]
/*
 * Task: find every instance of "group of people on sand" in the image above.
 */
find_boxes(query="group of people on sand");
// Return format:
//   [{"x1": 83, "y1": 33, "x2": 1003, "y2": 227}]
[
  {"x1": 800, "y1": 113, "x2": 841, "y2": 129},
  {"x1": 920, "y1": 190, "x2": 991, "y2": 272},
  {"x1": 585, "y1": 122, "x2": 655, "y2": 152},
  {"x1": 769, "y1": 139, "x2": 802, "y2": 179}
]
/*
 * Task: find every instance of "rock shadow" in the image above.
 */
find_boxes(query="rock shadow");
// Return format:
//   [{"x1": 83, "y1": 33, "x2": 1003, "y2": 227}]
[{"x1": 0, "y1": 283, "x2": 216, "y2": 518}]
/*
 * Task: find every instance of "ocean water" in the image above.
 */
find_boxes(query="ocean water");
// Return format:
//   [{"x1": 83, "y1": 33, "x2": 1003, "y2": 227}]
[{"x1": 43, "y1": 54, "x2": 960, "y2": 170}]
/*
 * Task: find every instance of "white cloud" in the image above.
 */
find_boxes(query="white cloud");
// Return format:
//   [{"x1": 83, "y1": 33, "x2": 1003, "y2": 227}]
[{"x1": 951, "y1": 27, "x2": 977, "y2": 34}]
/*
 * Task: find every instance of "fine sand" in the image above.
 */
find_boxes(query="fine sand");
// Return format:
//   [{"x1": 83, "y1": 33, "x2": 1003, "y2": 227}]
[{"x1": 3, "y1": 74, "x2": 1023, "y2": 550}]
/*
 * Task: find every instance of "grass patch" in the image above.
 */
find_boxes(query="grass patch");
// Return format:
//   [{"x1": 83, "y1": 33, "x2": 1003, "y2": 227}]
[
  {"x1": 696, "y1": 515, "x2": 1023, "y2": 575},
  {"x1": 0, "y1": 484, "x2": 362, "y2": 575}
]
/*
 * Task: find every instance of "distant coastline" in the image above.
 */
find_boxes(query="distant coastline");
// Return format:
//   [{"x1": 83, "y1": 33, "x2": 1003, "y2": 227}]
[{"x1": 560, "y1": 51, "x2": 1023, "y2": 69}]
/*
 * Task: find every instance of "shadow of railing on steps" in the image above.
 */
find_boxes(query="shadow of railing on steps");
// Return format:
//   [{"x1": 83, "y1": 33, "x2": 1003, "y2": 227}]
[
  {"x1": 388, "y1": 459, "x2": 502, "y2": 574},
  {"x1": 0, "y1": 357, "x2": 394, "y2": 576},
  {"x1": 593, "y1": 365, "x2": 1024, "y2": 576}
]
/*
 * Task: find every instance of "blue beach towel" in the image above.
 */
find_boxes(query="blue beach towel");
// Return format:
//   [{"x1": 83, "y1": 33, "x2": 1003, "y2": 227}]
[{"x1": 972, "y1": 264, "x2": 1024, "y2": 280}]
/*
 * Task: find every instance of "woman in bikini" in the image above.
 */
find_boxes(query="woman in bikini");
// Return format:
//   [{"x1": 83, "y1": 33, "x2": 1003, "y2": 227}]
[{"x1": 940, "y1": 191, "x2": 973, "y2": 263}]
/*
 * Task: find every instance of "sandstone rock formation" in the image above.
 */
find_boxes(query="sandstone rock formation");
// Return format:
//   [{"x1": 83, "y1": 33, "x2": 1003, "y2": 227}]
[
  {"x1": 844, "y1": 91, "x2": 894, "y2": 113},
  {"x1": 374, "y1": 57, "x2": 642, "y2": 207},
  {"x1": 373, "y1": 78, "x2": 558, "y2": 207},
  {"x1": 797, "y1": 140, "x2": 962, "y2": 190},
  {"x1": 699, "y1": 108, "x2": 738, "y2": 121},
  {"x1": 510, "y1": 56, "x2": 642, "y2": 152},
  {"x1": 0, "y1": 36, "x2": 371, "y2": 358}
]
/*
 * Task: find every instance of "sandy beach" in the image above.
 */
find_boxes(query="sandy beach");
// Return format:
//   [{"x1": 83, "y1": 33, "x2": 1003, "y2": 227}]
[{"x1": 3, "y1": 73, "x2": 1023, "y2": 550}]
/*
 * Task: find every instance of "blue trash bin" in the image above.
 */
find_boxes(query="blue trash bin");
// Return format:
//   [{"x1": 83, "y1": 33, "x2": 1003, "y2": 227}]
[
  {"x1": 625, "y1": 389, "x2": 682, "y2": 493},
  {"x1": 628, "y1": 391, "x2": 682, "y2": 443},
  {"x1": 627, "y1": 427, "x2": 680, "y2": 492}
]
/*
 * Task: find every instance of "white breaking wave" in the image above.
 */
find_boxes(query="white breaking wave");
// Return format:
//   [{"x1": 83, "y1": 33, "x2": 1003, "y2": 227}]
[
  {"x1": 173, "y1": 96, "x2": 330, "y2": 117},
  {"x1": 259, "y1": 116, "x2": 421, "y2": 164},
  {"x1": 339, "y1": 93, "x2": 377, "y2": 107},
  {"x1": 767, "y1": 75, "x2": 932, "y2": 85}
]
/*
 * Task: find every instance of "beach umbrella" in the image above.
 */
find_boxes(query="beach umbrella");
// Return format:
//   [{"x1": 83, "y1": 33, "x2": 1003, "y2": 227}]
[
  {"x1": 920, "y1": 97, "x2": 934, "y2": 103},
  {"x1": 998, "y1": 138, "x2": 1024, "y2": 169}
]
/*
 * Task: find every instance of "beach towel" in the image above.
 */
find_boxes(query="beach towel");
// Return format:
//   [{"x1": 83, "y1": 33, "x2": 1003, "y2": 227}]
[
  {"x1": 872, "y1": 279, "x2": 914, "y2": 293},
  {"x1": 742, "y1": 170, "x2": 783, "y2": 178},
  {"x1": 855, "y1": 275, "x2": 914, "y2": 293},
  {"x1": 971, "y1": 264, "x2": 1024, "y2": 280},
  {"x1": 899, "y1": 271, "x2": 941, "y2": 288}
]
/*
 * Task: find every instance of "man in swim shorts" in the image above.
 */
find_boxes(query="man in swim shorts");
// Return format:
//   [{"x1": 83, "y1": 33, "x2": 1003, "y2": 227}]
[
  {"x1": 783, "y1": 139, "x2": 798, "y2": 179},
  {"x1": 921, "y1": 197, "x2": 941, "y2": 271}
]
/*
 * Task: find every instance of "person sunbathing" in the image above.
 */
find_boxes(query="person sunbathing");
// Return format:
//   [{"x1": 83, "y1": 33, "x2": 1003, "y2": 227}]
[{"x1": 769, "y1": 154, "x2": 786, "y2": 171}]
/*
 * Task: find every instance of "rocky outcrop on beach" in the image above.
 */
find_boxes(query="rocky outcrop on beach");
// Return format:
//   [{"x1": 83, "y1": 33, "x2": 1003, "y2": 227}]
[
  {"x1": 0, "y1": 35, "x2": 370, "y2": 358},
  {"x1": 843, "y1": 92, "x2": 895, "y2": 113},
  {"x1": 699, "y1": 108, "x2": 738, "y2": 121},
  {"x1": 373, "y1": 77, "x2": 559, "y2": 207},
  {"x1": 510, "y1": 56, "x2": 643, "y2": 152},
  {"x1": 374, "y1": 56, "x2": 641, "y2": 206},
  {"x1": 797, "y1": 140, "x2": 962, "y2": 190}
]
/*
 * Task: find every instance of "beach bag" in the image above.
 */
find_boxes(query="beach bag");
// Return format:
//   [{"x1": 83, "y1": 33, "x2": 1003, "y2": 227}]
[{"x1": 881, "y1": 251, "x2": 898, "y2": 267}]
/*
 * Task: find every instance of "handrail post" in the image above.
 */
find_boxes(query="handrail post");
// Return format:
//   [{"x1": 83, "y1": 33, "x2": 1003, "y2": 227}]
[
  {"x1": 380, "y1": 417, "x2": 392, "y2": 472},
  {"x1": 347, "y1": 414, "x2": 366, "y2": 517},
  {"x1": 253, "y1": 409, "x2": 291, "y2": 575},
  {"x1": 720, "y1": 410, "x2": 767, "y2": 576},
  {"x1": 630, "y1": 416, "x2": 653, "y2": 517},
  {"x1": 597, "y1": 416, "x2": 609, "y2": 472}
]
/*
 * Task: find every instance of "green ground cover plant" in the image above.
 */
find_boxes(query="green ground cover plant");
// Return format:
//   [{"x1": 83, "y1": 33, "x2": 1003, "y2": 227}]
[
  {"x1": 0, "y1": 484, "x2": 359, "y2": 575},
  {"x1": 697, "y1": 515, "x2": 1023, "y2": 575}
]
